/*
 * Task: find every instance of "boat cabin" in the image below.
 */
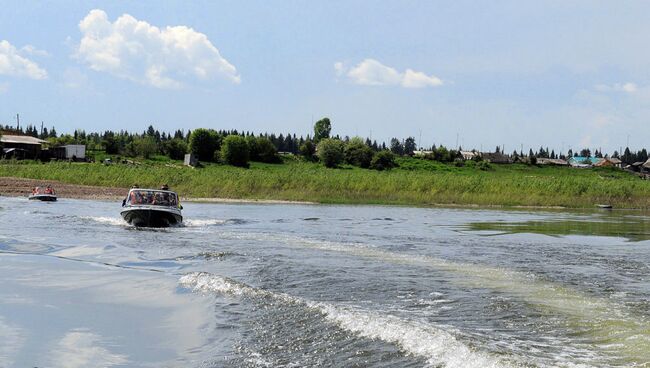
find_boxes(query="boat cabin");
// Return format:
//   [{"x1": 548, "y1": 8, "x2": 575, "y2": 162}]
[{"x1": 124, "y1": 189, "x2": 179, "y2": 207}]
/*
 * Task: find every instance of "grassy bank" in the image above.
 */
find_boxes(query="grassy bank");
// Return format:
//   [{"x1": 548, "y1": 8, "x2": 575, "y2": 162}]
[{"x1": 1, "y1": 157, "x2": 650, "y2": 208}]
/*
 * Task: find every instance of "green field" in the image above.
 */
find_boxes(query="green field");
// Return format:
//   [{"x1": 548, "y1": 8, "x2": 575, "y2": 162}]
[{"x1": 1, "y1": 156, "x2": 650, "y2": 208}]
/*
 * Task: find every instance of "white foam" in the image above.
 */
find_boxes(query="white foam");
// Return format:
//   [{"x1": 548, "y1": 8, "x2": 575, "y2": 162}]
[
  {"x1": 183, "y1": 219, "x2": 226, "y2": 227},
  {"x1": 179, "y1": 272, "x2": 514, "y2": 368},
  {"x1": 81, "y1": 216, "x2": 126, "y2": 226}
]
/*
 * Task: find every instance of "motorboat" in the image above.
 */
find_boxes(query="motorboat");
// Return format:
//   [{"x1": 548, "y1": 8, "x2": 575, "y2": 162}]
[
  {"x1": 28, "y1": 186, "x2": 57, "y2": 201},
  {"x1": 120, "y1": 188, "x2": 183, "y2": 227}
]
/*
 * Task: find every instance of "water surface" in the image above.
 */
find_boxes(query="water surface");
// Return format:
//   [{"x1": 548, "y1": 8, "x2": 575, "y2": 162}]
[{"x1": 1, "y1": 197, "x2": 649, "y2": 367}]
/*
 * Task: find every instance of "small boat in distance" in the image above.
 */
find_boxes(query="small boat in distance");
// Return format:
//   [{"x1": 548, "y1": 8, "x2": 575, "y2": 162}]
[
  {"x1": 28, "y1": 185, "x2": 57, "y2": 202},
  {"x1": 120, "y1": 187, "x2": 183, "y2": 227}
]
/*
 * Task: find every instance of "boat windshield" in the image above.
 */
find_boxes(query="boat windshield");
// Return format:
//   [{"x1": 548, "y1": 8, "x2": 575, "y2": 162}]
[{"x1": 126, "y1": 190, "x2": 178, "y2": 207}]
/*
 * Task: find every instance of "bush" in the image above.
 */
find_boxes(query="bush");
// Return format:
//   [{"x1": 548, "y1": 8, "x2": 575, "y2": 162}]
[
  {"x1": 189, "y1": 128, "x2": 221, "y2": 162},
  {"x1": 133, "y1": 136, "x2": 158, "y2": 159},
  {"x1": 221, "y1": 135, "x2": 250, "y2": 167},
  {"x1": 248, "y1": 136, "x2": 280, "y2": 163},
  {"x1": 161, "y1": 138, "x2": 188, "y2": 160},
  {"x1": 317, "y1": 139, "x2": 345, "y2": 168},
  {"x1": 299, "y1": 140, "x2": 316, "y2": 161},
  {"x1": 370, "y1": 150, "x2": 397, "y2": 171},
  {"x1": 477, "y1": 160, "x2": 492, "y2": 170},
  {"x1": 345, "y1": 137, "x2": 374, "y2": 168}
]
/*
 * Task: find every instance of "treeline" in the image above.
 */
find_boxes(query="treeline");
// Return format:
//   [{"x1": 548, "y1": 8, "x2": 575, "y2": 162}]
[{"x1": 4, "y1": 119, "x2": 649, "y2": 167}]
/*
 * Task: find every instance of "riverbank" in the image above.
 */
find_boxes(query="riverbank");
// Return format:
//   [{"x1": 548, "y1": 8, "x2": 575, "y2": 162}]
[{"x1": 1, "y1": 158, "x2": 649, "y2": 208}]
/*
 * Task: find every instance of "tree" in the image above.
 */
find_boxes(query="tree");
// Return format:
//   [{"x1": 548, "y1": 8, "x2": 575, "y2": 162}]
[
  {"x1": 162, "y1": 138, "x2": 188, "y2": 160},
  {"x1": 344, "y1": 137, "x2": 374, "y2": 168},
  {"x1": 299, "y1": 140, "x2": 316, "y2": 160},
  {"x1": 313, "y1": 117, "x2": 331, "y2": 142},
  {"x1": 133, "y1": 136, "x2": 158, "y2": 159},
  {"x1": 317, "y1": 138, "x2": 345, "y2": 168},
  {"x1": 404, "y1": 137, "x2": 416, "y2": 156},
  {"x1": 390, "y1": 138, "x2": 404, "y2": 155},
  {"x1": 221, "y1": 135, "x2": 250, "y2": 167},
  {"x1": 189, "y1": 128, "x2": 220, "y2": 162},
  {"x1": 370, "y1": 150, "x2": 397, "y2": 170},
  {"x1": 248, "y1": 136, "x2": 279, "y2": 163},
  {"x1": 103, "y1": 135, "x2": 120, "y2": 154}
]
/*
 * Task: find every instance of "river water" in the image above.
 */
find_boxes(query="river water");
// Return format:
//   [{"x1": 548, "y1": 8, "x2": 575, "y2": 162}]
[{"x1": 1, "y1": 197, "x2": 649, "y2": 367}]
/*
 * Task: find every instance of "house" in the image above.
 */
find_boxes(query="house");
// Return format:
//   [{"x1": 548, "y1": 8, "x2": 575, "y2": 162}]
[
  {"x1": 413, "y1": 150, "x2": 433, "y2": 157},
  {"x1": 52, "y1": 144, "x2": 86, "y2": 160},
  {"x1": 460, "y1": 151, "x2": 478, "y2": 160},
  {"x1": 568, "y1": 156, "x2": 603, "y2": 168},
  {"x1": 594, "y1": 157, "x2": 622, "y2": 168},
  {"x1": 0, "y1": 134, "x2": 48, "y2": 159},
  {"x1": 643, "y1": 158, "x2": 650, "y2": 173},
  {"x1": 536, "y1": 158, "x2": 568, "y2": 166},
  {"x1": 480, "y1": 152, "x2": 512, "y2": 164}
]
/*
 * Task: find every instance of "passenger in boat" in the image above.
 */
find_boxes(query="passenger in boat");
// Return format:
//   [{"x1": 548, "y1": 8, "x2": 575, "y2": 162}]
[
  {"x1": 161, "y1": 184, "x2": 169, "y2": 190},
  {"x1": 32, "y1": 187, "x2": 39, "y2": 195},
  {"x1": 44, "y1": 185, "x2": 54, "y2": 195}
]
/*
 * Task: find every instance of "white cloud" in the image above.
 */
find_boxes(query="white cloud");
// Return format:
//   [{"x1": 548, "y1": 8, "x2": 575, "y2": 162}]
[
  {"x1": 20, "y1": 44, "x2": 50, "y2": 57},
  {"x1": 0, "y1": 40, "x2": 48, "y2": 79},
  {"x1": 75, "y1": 9, "x2": 240, "y2": 89},
  {"x1": 335, "y1": 59, "x2": 442, "y2": 88},
  {"x1": 594, "y1": 82, "x2": 638, "y2": 93},
  {"x1": 50, "y1": 329, "x2": 128, "y2": 368}
]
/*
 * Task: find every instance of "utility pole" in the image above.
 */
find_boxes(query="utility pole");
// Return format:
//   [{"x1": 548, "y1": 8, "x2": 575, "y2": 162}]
[
  {"x1": 456, "y1": 132, "x2": 459, "y2": 150},
  {"x1": 418, "y1": 129, "x2": 422, "y2": 150},
  {"x1": 16, "y1": 113, "x2": 19, "y2": 130},
  {"x1": 40, "y1": 121, "x2": 44, "y2": 136}
]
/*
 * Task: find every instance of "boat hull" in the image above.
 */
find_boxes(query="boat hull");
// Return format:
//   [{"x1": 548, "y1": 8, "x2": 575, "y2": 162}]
[
  {"x1": 120, "y1": 206, "x2": 182, "y2": 228},
  {"x1": 28, "y1": 194, "x2": 57, "y2": 202}
]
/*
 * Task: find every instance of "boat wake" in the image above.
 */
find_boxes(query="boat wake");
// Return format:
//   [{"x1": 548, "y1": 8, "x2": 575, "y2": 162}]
[{"x1": 179, "y1": 272, "x2": 514, "y2": 368}]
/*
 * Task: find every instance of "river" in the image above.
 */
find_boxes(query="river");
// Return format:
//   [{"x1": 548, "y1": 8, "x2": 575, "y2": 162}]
[{"x1": 1, "y1": 197, "x2": 649, "y2": 367}]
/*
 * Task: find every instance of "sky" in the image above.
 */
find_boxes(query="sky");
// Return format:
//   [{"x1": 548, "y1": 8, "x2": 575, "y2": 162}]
[{"x1": 1, "y1": 1, "x2": 650, "y2": 154}]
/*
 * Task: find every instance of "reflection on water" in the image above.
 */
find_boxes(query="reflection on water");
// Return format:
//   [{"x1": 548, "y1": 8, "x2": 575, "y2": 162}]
[
  {"x1": 468, "y1": 213, "x2": 650, "y2": 241},
  {"x1": 1, "y1": 197, "x2": 650, "y2": 367}
]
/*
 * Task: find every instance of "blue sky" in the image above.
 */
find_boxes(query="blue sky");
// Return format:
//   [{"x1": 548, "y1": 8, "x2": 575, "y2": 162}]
[{"x1": 1, "y1": 1, "x2": 650, "y2": 153}]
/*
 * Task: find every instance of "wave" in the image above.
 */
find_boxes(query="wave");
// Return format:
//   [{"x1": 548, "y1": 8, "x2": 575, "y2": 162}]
[
  {"x1": 179, "y1": 272, "x2": 514, "y2": 368},
  {"x1": 183, "y1": 219, "x2": 226, "y2": 227},
  {"x1": 206, "y1": 231, "x2": 650, "y2": 365}
]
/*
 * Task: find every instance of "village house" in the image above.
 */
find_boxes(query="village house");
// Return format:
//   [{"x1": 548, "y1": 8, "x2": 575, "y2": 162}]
[
  {"x1": 594, "y1": 157, "x2": 622, "y2": 168},
  {"x1": 536, "y1": 158, "x2": 569, "y2": 166},
  {"x1": 568, "y1": 156, "x2": 603, "y2": 168},
  {"x1": 1, "y1": 134, "x2": 48, "y2": 159},
  {"x1": 480, "y1": 152, "x2": 512, "y2": 164},
  {"x1": 460, "y1": 151, "x2": 478, "y2": 160}
]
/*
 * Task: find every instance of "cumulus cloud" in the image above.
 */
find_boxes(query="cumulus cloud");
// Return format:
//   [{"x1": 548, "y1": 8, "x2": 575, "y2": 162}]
[
  {"x1": 0, "y1": 40, "x2": 48, "y2": 79},
  {"x1": 594, "y1": 82, "x2": 638, "y2": 93},
  {"x1": 75, "y1": 9, "x2": 240, "y2": 88},
  {"x1": 335, "y1": 59, "x2": 442, "y2": 88}
]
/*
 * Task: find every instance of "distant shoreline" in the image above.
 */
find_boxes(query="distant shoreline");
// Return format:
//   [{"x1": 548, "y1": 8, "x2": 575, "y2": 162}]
[
  {"x1": 1, "y1": 158, "x2": 649, "y2": 209},
  {"x1": 0, "y1": 177, "x2": 316, "y2": 205}
]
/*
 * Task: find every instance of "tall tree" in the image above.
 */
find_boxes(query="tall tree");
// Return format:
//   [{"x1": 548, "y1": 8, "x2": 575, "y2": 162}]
[{"x1": 313, "y1": 117, "x2": 332, "y2": 142}]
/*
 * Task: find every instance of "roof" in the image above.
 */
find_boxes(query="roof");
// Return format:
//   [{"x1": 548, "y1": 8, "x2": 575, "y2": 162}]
[
  {"x1": 537, "y1": 158, "x2": 568, "y2": 165},
  {"x1": 0, "y1": 134, "x2": 47, "y2": 145},
  {"x1": 568, "y1": 156, "x2": 603, "y2": 165},
  {"x1": 644, "y1": 158, "x2": 650, "y2": 169},
  {"x1": 608, "y1": 157, "x2": 622, "y2": 164}
]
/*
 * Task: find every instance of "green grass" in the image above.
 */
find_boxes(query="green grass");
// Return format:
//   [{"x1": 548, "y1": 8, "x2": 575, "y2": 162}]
[{"x1": 2, "y1": 157, "x2": 650, "y2": 208}]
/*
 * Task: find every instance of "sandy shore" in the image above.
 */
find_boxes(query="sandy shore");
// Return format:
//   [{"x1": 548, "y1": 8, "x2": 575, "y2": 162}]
[
  {"x1": 0, "y1": 177, "x2": 128, "y2": 200},
  {"x1": 0, "y1": 177, "x2": 315, "y2": 204}
]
